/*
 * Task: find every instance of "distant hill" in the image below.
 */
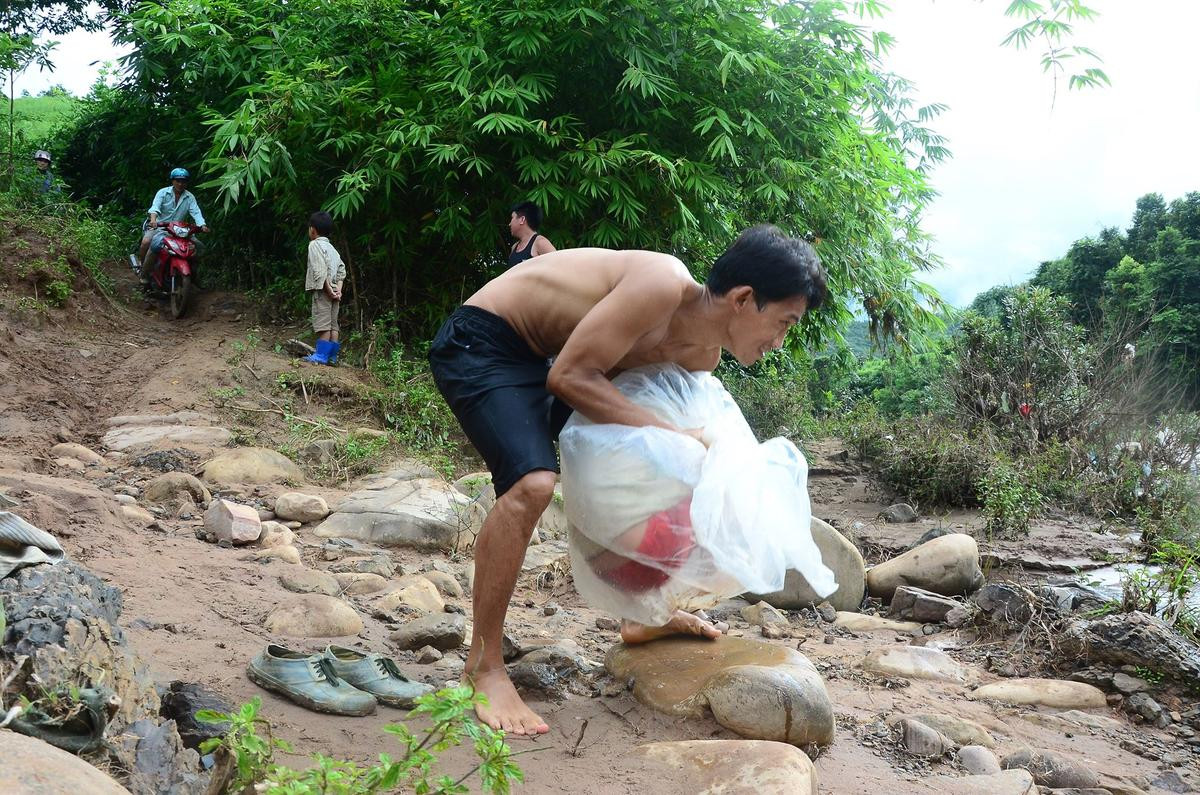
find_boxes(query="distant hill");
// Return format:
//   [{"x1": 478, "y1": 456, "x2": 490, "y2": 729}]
[{"x1": 12, "y1": 93, "x2": 77, "y2": 144}]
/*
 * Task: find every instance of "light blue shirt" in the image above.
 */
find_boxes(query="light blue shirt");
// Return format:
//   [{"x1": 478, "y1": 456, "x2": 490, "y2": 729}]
[{"x1": 148, "y1": 186, "x2": 206, "y2": 226}]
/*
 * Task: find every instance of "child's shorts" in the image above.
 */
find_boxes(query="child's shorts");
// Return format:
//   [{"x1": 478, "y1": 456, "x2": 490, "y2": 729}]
[{"x1": 311, "y1": 290, "x2": 339, "y2": 334}]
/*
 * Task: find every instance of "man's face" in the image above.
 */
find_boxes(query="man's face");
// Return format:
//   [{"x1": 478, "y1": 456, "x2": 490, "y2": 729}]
[
  {"x1": 172, "y1": 178, "x2": 187, "y2": 192},
  {"x1": 508, "y1": 212, "x2": 524, "y2": 237},
  {"x1": 725, "y1": 289, "x2": 809, "y2": 365},
  {"x1": 34, "y1": 158, "x2": 50, "y2": 172}
]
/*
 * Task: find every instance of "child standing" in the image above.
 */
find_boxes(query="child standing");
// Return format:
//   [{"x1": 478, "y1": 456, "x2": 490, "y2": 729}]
[{"x1": 303, "y1": 211, "x2": 347, "y2": 365}]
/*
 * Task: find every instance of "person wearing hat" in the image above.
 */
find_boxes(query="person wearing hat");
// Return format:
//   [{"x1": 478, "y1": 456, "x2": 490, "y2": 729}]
[
  {"x1": 138, "y1": 167, "x2": 209, "y2": 285},
  {"x1": 32, "y1": 151, "x2": 56, "y2": 193}
]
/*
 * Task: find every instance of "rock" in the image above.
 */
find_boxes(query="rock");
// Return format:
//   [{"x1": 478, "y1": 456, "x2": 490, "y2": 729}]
[
  {"x1": 203, "y1": 499, "x2": 262, "y2": 545},
  {"x1": 143, "y1": 472, "x2": 211, "y2": 507},
  {"x1": 866, "y1": 533, "x2": 983, "y2": 600},
  {"x1": 892, "y1": 713, "x2": 995, "y2": 747},
  {"x1": 279, "y1": 569, "x2": 340, "y2": 595},
  {"x1": 54, "y1": 456, "x2": 86, "y2": 471},
  {"x1": 263, "y1": 594, "x2": 363, "y2": 637},
  {"x1": 1001, "y1": 749, "x2": 1101, "y2": 789},
  {"x1": 126, "y1": 717, "x2": 210, "y2": 794},
  {"x1": 114, "y1": 493, "x2": 137, "y2": 506},
  {"x1": 332, "y1": 572, "x2": 388, "y2": 594},
  {"x1": 974, "y1": 583, "x2": 1034, "y2": 624},
  {"x1": 1126, "y1": 692, "x2": 1165, "y2": 724},
  {"x1": 543, "y1": 602, "x2": 559, "y2": 616},
  {"x1": 1060, "y1": 611, "x2": 1200, "y2": 684},
  {"x1": 958, "y1": 744, "x2": 1002, "y2": 775},
  {"x1": 49, "y1": 442, "x2": 104, "y2": 465},
  {"x1": 815, "y1": 601, "x2": 837, "y2": 623},
  {"x1": 0, "y1": 730, "x2": 133, "y2": 794},
  {"x1": 273, "y1": 492, "x2": 330, "y2": 523},
  {"x1": 509, "y1": 643, "x2": 596, "y2": 695},
  {"x1": 741, "y1": 600, "x2": 788, "y2": 627},
  {"x1": 102, "y1": 418, "x2": 232, "y2": 453},
  {"x1": 502, "y1": 632, "x2": 522, "y2": 662},
  {"x1": 421, "y1": 569, "x2": 464, "y2": 599},
  {"x1": 747, "y1": 517, "x2": 866, "y2": 612},
  {"x1": 904, "y1": 526, "x2": 953, "y2": 550},
  {"x1": 881, "y1": 502, "x2": 918, "y2": 523},
  {"x1": 330, "y1": 553, "x2": 396, "y2": 579},
  {"x1": 122, "y1": 504, "x2": 156, "y2": 526},
  {"x1": 596, "y1": 616, "x2": 621, "y2": 632},
  {"x1": 298, "y1": 439, "x2": 339, "y2": 467},
  {"x1": 258, "y1": 524, "x2": 295, "y2": 549},
  {"x1": 1043, "y1": 709, "x2": 1125, "y2": 731},
  {"x1": 160, "y1": 681, "x2": 232, "y2": 751},
  {"x1": 390, "y1": 613, "x2": 466, "y2": 651},
  {"x1": 833, "y1": 611, "x2": 921, "y2": 634},
  {"x1": 900, "y1": 718, "x2": 955, "y2": 757},
  {"x1": 201, "y1": 447, "x2": 305, "y2": 485},
  {"x1": 970, "y1": 678, "x2": 1107, "y2": 709},
  {"x1": 927, "y1": 770, "x2": 1036, "y2": 794},
  {"x1": 520, "y1": 539, "x2": 570, "y2": 574},
  {"x1": 375, "y1": 575, "x2": 445, "y2": 614},
  {"x1": 634, "y1": 740, "x2": 818, "y2": 795},
  {"x1": 258, "y1": 508, "x2": 276, "y2": 521},
  {"x1": 252, "y1": 541, "x2": 299, "y2": 562},
  {"x1": 889, "y1": 586, "x2": 961, "y2": 623},
  {"x1": 606, "y1": 636, "x2": 834, "y2": 746},
  {"x1": 314, "y1": 478, "x2": 477, "y2": 552},
  {"x1": 862, "y1": 645, "x2": 968, "y2": 683},
  {"x1": 1151, "y1": 770, "x2": 1193, "y2": 793},
  {"x1": 1111, "y1": 672, "x2": 1149, "y2": 695},
  {"x1": 416, "y1": 645, "x2": 444, "y2": 664}
]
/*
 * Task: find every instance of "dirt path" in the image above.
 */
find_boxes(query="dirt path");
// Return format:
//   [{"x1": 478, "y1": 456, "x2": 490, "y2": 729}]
[{"x1": 0, "y1": 263, "x2": 1183, "y2": 793}]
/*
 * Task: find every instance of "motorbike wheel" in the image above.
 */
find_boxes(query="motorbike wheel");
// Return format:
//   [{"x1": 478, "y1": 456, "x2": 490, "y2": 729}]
[{"x1": 169, "y1": 274, "x2": 192, "y2": 319}]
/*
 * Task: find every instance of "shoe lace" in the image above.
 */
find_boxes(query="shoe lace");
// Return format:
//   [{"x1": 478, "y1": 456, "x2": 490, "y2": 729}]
[
  {"x1": 374, "y1": 656, "x2": 404, "y2": 680},
  {"x1": 311, "y1": 656, "x2": 342, "y2": 687}
]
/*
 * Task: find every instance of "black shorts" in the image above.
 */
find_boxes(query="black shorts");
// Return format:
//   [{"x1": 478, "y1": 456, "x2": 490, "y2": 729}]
[{"x1": 429, "y1": 306, "x2": 573, "y2": 497}]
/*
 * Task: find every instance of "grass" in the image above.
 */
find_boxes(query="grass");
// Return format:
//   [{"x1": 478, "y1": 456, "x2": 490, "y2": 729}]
[{"x1": 9, "y1": 94, "x2": 77, "y2": 142}]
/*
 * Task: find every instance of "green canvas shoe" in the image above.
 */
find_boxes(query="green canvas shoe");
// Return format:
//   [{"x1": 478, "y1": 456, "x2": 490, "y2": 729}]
[
  {"x1": 324, "y1": 645, "x2": 435, "y2": 709},
  {"x1": 247, "y1": 645, "x2": 377, "y2": 716}
]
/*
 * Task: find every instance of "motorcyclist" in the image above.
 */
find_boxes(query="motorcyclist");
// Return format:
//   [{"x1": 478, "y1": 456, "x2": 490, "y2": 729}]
[{"x1": 139, "y1": 167, "x2": 209, "y2": 286}]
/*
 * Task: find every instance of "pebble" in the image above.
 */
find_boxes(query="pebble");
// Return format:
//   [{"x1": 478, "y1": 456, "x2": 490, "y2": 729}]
[
  {"x1": 544, "y1": 602, "x2": 559, "y2": 616},
  {"x1": 596, "y1": 616, "x2": 620, "y2": 632},
  {"x1": 415, "y1": 646, "x2": 443, "y2": 664}
]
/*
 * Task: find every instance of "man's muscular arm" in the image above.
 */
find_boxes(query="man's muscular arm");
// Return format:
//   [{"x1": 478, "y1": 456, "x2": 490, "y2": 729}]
[{"x1": 547, "y1": 253, "x2": 689, "y2": 432}]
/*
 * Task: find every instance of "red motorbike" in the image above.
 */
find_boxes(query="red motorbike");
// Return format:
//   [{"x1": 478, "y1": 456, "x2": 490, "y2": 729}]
[{"x1": 133, "y1": 221, "x2": 202, "y2": 318}]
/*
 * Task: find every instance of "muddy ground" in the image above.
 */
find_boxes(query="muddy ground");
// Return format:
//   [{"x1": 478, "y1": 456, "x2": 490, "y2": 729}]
[{"x1": 0, "y1": 260, "x2": 1190, "y2": 793}]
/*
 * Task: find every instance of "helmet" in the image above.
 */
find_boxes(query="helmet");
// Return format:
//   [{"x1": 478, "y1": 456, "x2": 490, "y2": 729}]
[
  {"x1": 169, "y1": 167, "x2": 190, "y2": 180},
  {"x1": 33, "y1": 150, "x2": 51, "y2": 163}
]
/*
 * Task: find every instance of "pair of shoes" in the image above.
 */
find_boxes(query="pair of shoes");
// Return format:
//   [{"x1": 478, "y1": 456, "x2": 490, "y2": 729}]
[
  {"x1": 304, "y1": 339, "x2": 333, "y2": 364},
  {"x1": 246, "y1": 645, "x2": 433, "y2": 715}
]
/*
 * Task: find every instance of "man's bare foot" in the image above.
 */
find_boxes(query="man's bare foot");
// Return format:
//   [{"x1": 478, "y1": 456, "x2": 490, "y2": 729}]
[
  {"x1": 620, "y1": 610, "x2": 724, "y2": 644},
  {"x1": 466, "y1": 666, "x2": 549, "y2": 736}
]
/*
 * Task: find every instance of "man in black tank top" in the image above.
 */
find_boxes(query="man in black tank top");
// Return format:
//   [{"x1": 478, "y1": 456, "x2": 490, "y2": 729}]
[{"x1": 507, "y1": 200, "x2": 556, "y2": 266}]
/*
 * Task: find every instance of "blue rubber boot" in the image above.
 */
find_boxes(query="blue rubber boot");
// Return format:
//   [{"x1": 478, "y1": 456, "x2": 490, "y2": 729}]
[
  {"x1": 326, "y1": 341, "x2": 340, "y2": 366},
  {"x1": 304, "y1": 339, "x2": 332, "y2": 364}
]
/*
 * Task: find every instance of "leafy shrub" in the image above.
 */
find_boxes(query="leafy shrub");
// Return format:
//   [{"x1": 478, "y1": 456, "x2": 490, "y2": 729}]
[
  {"x1": 1121, "y1": 540, "x2": 1200, "y2": 643},
  {"x1": 978, "y1": 459, "x2": 1044, "y2": 537},
  {"x1": 199, "y1": 688, "x2": 523, "y2": 794},
  {"x1": 718, "y1": 352, "x2": 817, "y2": 442}
]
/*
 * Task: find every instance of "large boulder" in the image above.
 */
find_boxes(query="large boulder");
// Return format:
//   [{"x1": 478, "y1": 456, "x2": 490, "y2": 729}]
[
  {"x1": 862, "y1": 646, "x2": 970, "y2": 684},
  {"x1": 747, "y1": 517, "x2": 865, "y2": 612},
  {"x1": 49, "y1": 442, "x2": 104, "y2": 466},
  {"x1": 102, "y1": 412, "x2": 232, "y2": 453},
  {"x1": 143, "y1": 472, "x2": 211, "y2": 507},
  {"x1": 634, "y1": 740, "x2": 817, "y2": 795},
  {"x1": 606, "y1": 636, "x2": 834, "y2": 747},
  {"x1": 926, "y1": 770, "x2": 1035, "y2": 794},
  {"x1": 279, "y1": 569, "x2": 340, "y2": 596},
  {"x1": 0, "y1": 731, "x2": 132, "y2": 794},
  {"x1": 374, "y1": 575, "x2": 445, "y2": 614},
  {"x1": 969, "y1": 678, "x2": 1106, "y2": 709},
  {"x1": 452, "y1": 472, "x2": 567, "y2": 540},
  {"x1": 273, "y1": 493, "x2": 330, "y2": 524},
  {"x1": 201, "y1": 448, "x2": 304, "y2": 486},
  {"x1": 263, "y1": 595, "x2": 363, "y2": 637},
  {"x1": 1060, "y1": 610, "x2": 1200, "y2": 683},
  {"x1": 314, "y1": 478, "x2": 479, "y2": 552},
  {"x1": 866, "y1": 533, "x2": 983, "y2": 600},
  {"x1": 390, "y1": 612, "x2": 467, "y2": 651},
  {"x1": 833, "y1": 611, "x2": 921, "y2": 634},
  {"x1": 1000, "y1": 749, "x2": 1101, "y2": 789},
  {"x1": 891, "y1": 713, "x2": 995, "y2": 747},
  {"x1": 889, "y1": 586, "x2": 961, "y2": 623}
]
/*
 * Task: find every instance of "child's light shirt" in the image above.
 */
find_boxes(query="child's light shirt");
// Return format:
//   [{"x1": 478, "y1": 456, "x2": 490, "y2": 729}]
[{"x1": 305, "y1": 236, "x2": 346, "y2": 292}]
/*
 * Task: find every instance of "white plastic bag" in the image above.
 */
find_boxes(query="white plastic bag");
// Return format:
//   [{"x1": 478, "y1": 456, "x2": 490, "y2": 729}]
[{"x1": 560, "y1": 363, "x2": 836, "y2": 626}]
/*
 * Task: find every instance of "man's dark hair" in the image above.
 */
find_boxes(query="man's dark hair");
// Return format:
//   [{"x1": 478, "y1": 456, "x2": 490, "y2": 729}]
[
  {"x1": 309, "y1": 210, "x2": 334, "y2": 237},
  {"x1": 510, "y1": 201, "x2": 542, "y2": 231},
  {"x1": 706, "y1": 225, "x2": 827, "y2": 312}
]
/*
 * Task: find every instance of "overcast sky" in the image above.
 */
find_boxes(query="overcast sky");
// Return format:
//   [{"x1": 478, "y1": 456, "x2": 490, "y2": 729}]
[{"x1": 13, "y1": 1, "x2": 1199, "y2": 307}]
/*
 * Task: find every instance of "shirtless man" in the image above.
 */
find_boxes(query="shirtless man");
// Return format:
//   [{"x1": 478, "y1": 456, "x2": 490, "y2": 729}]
[{"x1": 428, "y1": 225, "x2": 827, "y2": 736}]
